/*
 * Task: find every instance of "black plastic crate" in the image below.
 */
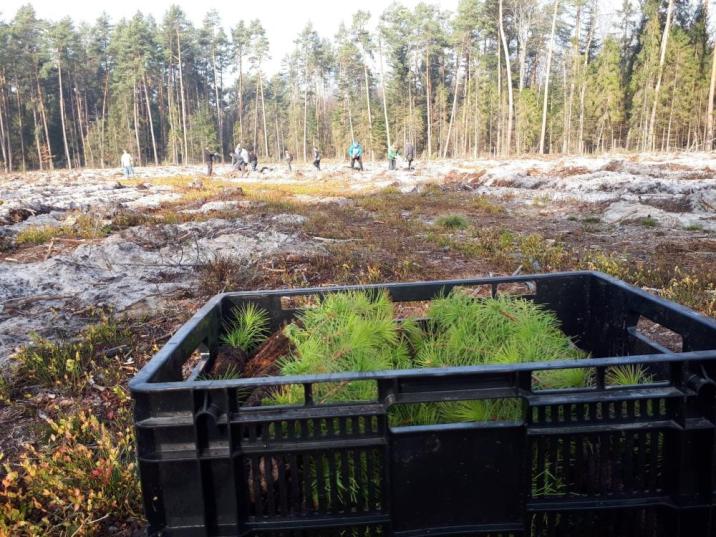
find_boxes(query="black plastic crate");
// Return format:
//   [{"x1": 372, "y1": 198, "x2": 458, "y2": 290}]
[{"x1": 129, "y1": 271, "x2": 716, "y2": 536}]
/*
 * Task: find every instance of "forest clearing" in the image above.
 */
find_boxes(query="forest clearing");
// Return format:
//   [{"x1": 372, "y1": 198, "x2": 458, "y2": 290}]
[{"x1": 1, "y1": 152, "x2": 715, "y2": 535}]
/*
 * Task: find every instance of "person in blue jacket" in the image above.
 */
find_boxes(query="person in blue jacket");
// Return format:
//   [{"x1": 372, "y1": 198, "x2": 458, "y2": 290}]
[{"x1": 348, "y1": 141, "x2": 364, "y2": 171}]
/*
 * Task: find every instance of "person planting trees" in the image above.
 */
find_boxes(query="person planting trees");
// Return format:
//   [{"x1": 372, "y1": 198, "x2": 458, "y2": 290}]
[
  {"x1": 312, "y1": 146, "x2": 321, "y2": 171},
  {"x1": 248, "y1": 149, "x2": 258, "y2": 172},
  {"x1": 404, "y1": 142, "x2": 415, "y2": 170},
  {"x1": 120, "y1": 150, "x2": 134, "y2": 178},
  {"x1": 240, "y1": 146, "x2": 250, "y2": 173},
  {"x1": 348, "y1": 141, "x2": 363, "y2": 171},
  {"x1": 236, "y1": 144, "x2": 245, "y2": 171},
  {"x1": 204, "y1": 147, "x2": 219, "y2": 176},
  {"x1": 388, "y1": 145, "x2": 399, "y2": 170}
]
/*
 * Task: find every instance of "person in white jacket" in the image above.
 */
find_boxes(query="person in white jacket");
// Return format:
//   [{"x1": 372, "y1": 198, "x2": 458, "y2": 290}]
[
  {"x1": 240, "y1": 147, "x2": 249, "y2": 172},
  {"x1": 120, "y1": 150, "x2": 134, "y2": 178}
]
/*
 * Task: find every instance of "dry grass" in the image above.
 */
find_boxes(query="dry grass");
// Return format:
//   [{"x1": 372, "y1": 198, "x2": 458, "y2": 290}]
[
  {"x1": 196, "y1": 254, "x2": 260, "y2": 296},
  {"x1": 16, "y1": 214, "x2": 110, "y2": 246}
]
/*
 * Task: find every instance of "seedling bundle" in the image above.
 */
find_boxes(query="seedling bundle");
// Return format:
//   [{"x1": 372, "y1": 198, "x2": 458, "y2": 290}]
[{"x1": 130, "y1": 272, "x2": 716, "y2": 536}]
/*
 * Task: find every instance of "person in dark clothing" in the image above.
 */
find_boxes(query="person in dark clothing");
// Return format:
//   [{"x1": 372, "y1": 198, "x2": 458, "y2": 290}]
[
  {"x1": 204, "y1": 147, "x2": 218, "y2": 176},
  {"x1": 312, "y1": 146, "x2": 321, "y2": 170},
  {"x1": 404, "y1": 142, "x2": 415, "y2": 170},
  {"x1": 348, "y1": 141, "x2": 363, "y2": 171},
  {"x1": 285, "y1": 149, "x2": 293, "y2": 172},
  {"x1": 248, "y1": 149, "x2": 258, "y2": 172}
]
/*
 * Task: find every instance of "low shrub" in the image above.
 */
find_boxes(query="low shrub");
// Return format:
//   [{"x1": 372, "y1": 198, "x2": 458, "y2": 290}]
[
  {"x1": 197, "y1": 254, "x2": 259, "y2": 296},
  {"x1": 436, "y1": 214, "x2": 469, "y2": 229},
  {"x1": 15, "y1": 214, "x2": 110, "y2": 246},
  {"x1": 0, "y1": 404, "x2": 141, "y2": 536},
  {"x1": 16, "y1": 319, "x2": 131, "y2": 394}
]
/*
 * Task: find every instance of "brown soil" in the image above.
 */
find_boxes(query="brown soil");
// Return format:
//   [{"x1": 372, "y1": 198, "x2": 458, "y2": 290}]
[
  {"x1": 244, "y1": 329, "x2": 293, "y2": 378},
  {"x1": 209, "y1": 345, "x2": 249, "y2": 377}
]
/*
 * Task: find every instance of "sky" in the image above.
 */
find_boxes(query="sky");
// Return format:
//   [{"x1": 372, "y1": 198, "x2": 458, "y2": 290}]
[{"x1": 1, "y1": 0, "x2": 462, "y2": 73}]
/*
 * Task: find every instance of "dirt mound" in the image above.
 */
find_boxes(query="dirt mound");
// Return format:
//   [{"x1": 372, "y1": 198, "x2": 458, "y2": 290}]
[
  {"x1": 554, "y1": 165, "x2": 591, "y2": 177},
  {"x1": 444, "y1": 169, "x2": 486, "y2": 184},
  {"x1": 641, "y1": 196, "x2": 693, "y2": 213},
  {"x1": 601, "y1": 160, "x2": 624, "y2": 172}
]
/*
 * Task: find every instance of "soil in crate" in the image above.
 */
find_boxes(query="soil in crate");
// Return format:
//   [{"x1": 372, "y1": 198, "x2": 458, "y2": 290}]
[{"x1": 206, "y1": 326, "x2": 293, "y2": 380}]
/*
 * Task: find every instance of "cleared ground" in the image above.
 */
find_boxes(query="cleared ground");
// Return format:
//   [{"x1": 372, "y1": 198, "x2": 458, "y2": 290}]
[{"x1": 0, "y1": 153, "x2": 714, "y2": 535}]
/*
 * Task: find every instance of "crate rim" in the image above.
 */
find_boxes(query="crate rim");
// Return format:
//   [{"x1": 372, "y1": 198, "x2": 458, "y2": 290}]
[{"x1": 129, "y1": 270, "x2": 716, "y2": 394}]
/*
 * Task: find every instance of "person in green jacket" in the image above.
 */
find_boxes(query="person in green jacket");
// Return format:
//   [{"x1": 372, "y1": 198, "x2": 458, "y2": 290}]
[
  {"x1": 388, "y1": 145, "x2": 399, "y2": 170},
  {"x1": 348, "y1": 141, "x2": 364, "y2": 171}
]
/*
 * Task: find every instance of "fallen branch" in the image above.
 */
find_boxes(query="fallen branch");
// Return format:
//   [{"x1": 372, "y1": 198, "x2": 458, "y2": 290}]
[
  {"x1": 44, "y1": 239, "x2": 55, "y2": 261},
  {"x1": 311, "y1": 236, "x2": 361, "y2": 243},
  {"x1": 2, "y1": 294, "x2": 73, "y2": 307}
]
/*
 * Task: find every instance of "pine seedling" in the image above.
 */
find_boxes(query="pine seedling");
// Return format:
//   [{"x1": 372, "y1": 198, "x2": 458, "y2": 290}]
[
  {"x1": 536, "y1": 367, "x2": 593, "y2": 390},
  {"x1": 221, "y1": 303, "x2": 270, "y2": 352},
  {"x1": 272, "y1": 290, "x2": 409, "y2": 405},
  {"x1": 606, "y1": 364, "x2": 652, "y2": 386}
]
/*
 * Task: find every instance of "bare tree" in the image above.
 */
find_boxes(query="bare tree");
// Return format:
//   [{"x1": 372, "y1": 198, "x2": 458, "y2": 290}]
[
  {"x1": 707, "y1": 1, "x2": 716, "y2": 149},
  {"x1": 646, "y1": 0, "x2": 674, "y2": 151},
  {"x1": 540, "y1": 0, "x2": 559, "y2": 154},
  {"x1": 515, "y1": 0, "x2": 536, "y2": 153},
  {"x1": 498, "y1": 0, "x2": 514, "y2": 155}
]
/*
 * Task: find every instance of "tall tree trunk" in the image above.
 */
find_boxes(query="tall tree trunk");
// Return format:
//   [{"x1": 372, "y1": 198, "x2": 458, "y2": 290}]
[
  {"x1": 36, "y1": 72, "x2": 53, "y2": 169},
  {"x1": 474, "y1": 50, "x2": 482, "y2": 158},
  {"x1": 143, "y1": 76, "x2": 159, "y2": 165},
  {"x1": 443, "y1": 46, "x2": 464, "y2": 158},
  {"x1": 99, "y1": 70, "x2": 109, "y2": 167},
  {"x1": 238, "y1": 54, "x2": 244, "y2": 143},
  {"x1": 707, "y1": 30, "x2": 716, "y2": 149},
  {"x1": 517, "y1": 24, "x2": 529, "y2": 154},
  {"x1": 211, "y1": 45, "x2": 223, "y2": 156},
  {"x1": 74, "y1": 85, "x2": 87, "y2": 167},
  {"x1": 496, "y1": 37, "x2": 502, "y2": 155},
  {"x1": 578, "y1": 10, "x2": 595, "y2": 154},
  {"x1": 57, "y1": 59, "x2": 72, "y2": 169},
  {"x1": 82, "y1": 91, "x2": 95, "y2": 167},
  {"x1": 274, "y1": 101, "x2": 282, "y2": 158},
  {"x1": 177, "y1": 28, "x2": 189, "y2": 164},
  {"x1": 564, "y1": 4, "x2": 581, "y2": 153},
  {"x1": 462, "y1": 59, "x2": 470, "y2": 156},
  {"x1": 499, "y1": 0, "x2": 514, "y2": 156},
  {"x1": 259, "y1": 72, "x2": 269, "y2": 159},
  {"x1": 346, "y1": 88, "x2": 355, "y2": 142},
  {"x1": 540, "y1": 0, "x2": 559, "y2": 154},
  {"x1": 647, "y1": 0, "x2": 674, "y2": 152},
  {"x1": 167, "y1": 69, "x2": 177, "y2": 164},
  {"x1": 379, "y1": 38, "x2": 392, "y2": 151},
  {"x1": 303, "y1": 77, "x2": 308, "y2": 161},
  {"x1": 425, "y1": 47, "x2": 432, "y2": 160},
  {"x1": 133, "y1": 81, "x2": 142, "y2": 165},
  {"x1": 14, "y1": 82, "x2": 27, "y2": 171},
  {"x1": 0, "y1": 84, "x2": 8, "y2": 172},
  {"x1": 254, "y1": 77, "x2": 260, "y2": 150},
  {"x1": 31, "y1": 95, "x2": 43, "y2": 170},
  {"x1": 363, "y1": 64, "x2": 374, "y2": 161}
]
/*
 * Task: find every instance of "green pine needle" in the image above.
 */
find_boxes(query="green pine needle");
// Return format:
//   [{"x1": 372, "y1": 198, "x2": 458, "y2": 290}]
[{"x1": 220, "y1": 303, "x2": 270, "y2": 352}]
